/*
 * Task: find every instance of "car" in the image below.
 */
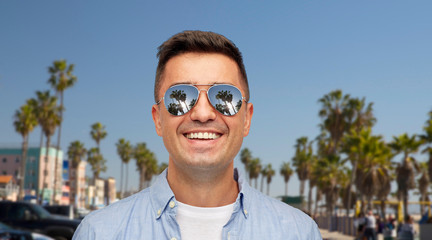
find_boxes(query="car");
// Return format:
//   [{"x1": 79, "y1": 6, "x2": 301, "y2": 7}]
[
  {"x1": 42, "y1": 206, "x2": 74, "y2": 220},
  {"x1": 0, "y1": 221, "x2": 55, "y2": 240},
  {"x1": 0, "y1": 201, "x2": 80, "y2": 240},
  {"x1": 0, "y1": 222, "x2": 33, "y2": 240}
]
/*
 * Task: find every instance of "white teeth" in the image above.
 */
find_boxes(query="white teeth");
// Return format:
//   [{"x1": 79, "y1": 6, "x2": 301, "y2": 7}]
[{"x1": 186, "y1": 132, "x2": 220, "y2": 140}]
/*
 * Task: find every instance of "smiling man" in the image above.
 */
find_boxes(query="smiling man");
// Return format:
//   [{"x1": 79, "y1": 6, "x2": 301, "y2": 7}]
[{"x1": 73, "y1": 31, "x2": 322, "y2": 240}]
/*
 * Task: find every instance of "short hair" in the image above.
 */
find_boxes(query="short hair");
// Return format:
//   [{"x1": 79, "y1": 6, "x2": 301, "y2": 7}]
[{"x1": 154, "y1": 30, "x2": 249, "y2": 102}]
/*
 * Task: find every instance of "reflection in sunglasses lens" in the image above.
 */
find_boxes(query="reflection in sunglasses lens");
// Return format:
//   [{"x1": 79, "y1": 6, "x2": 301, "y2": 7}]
[
  {"x1": 208, "y1": 85, "x2": 242, "y2": 116},
  {"x1": 164, "y1": 85, "x2": 243, "y2": 116},
  {"x1": 164, "y1": 86, "x2": 198, "y2": 116}
]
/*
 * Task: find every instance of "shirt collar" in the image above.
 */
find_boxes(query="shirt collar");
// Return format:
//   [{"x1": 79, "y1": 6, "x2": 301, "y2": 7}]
[
  {"x1": 149, "y1": 168, "x2": 251, "y2": 220},
  {"x1": 149, "y1": 169, "x2": 175, "y2": 219}
]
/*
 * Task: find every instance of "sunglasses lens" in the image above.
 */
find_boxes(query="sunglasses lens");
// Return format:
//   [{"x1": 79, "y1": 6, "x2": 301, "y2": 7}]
[
  {"x1": 208, "y1": 85, "x2": 243, "y2": 116},
  {"x1": 164, "y1": 85, "x2": 198, "y2": 116}
]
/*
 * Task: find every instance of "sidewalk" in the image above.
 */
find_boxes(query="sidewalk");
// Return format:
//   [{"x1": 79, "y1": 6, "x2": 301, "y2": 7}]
[
  {"x1": 320, "y1": 230, "x2": 389, "y2": 240},
  {"x1": 319, "y1": 229, "x2": 355, "y2": 240}
]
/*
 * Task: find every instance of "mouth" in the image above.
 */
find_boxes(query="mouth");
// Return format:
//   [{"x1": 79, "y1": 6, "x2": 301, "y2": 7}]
[{"x1": 184, "y1": 132, "x2": 222, "y2": 140}]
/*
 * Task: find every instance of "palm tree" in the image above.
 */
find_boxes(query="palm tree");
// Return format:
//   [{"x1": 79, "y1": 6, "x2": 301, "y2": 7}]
[
  {"x1": 116, "y1": 138, "x2": 133, "y2": 198},
  {"x1": 345, "y1": 97, "x2": 376, "y2": 133},
  {"x1": 342, "y1": 128, "x2": 389, "y2": 214},
  {"x1": 352, "y1": 131, "x2": 392, "y2": 212},
  {"x1": 389, "y1": 133, "x2": 422, "y2": 217},
  {"x1": 90, "y1": 122, "x2": 107, "y2": 150},
  {"x1": 318, "y1": 90, "x2": 351, "y2": 155},
  {"x1": 47, "y1": 59, "x2": 77, "y2": 204},
  {"x1": 315, "y1": 153, "x2": 347, "y2": 216},
  {"x1": 216, "y1": 90, "x2": 236, "y2": 115},
  {"x1": 144, "y1": 157, "x2": 158, "y2": 188},
  {"x1": 240, "y1": 148, "x2": 253, "y2": 182},
  {"x1": 134, "y1": 142, "x2": 156, "y2": 190},
  {"x1": 67, "y1": 141, "x2": 86, "y2": 206},
  {"x1": 342, "y1": 97, "x2": 376, "y2": 215},
  {"x1": 280, "y1": 162, "x2": 293, "y2": 195},
  {"x1": 307, "y1": 155, "x2": 318, "y2": 213},
  {"x1": 263, "y1": 164, "x2": 275, "y2": 195},
  {"x1": 260, "y1": 167, "x2": 266, "y2": 193},
  {"x1": 292, "y1": 136, "x2": 313, "y2": 200},
  {"x1": 13, "y1": 102, "x2": 38, "y2": 200},
  {"x1": 420, "y1": 110, "x2": 432, "y2": 180},
  {"x1": 87, "y1": 147, "x2": 107, "y2": 180},
  {"x1": 158, "y1": 162, "x2": 168, "y2": 174},
  {"x1": 417, "y1": 161, "x2": 430, "y2": 215},
  {"x1": 169, "y1": 90, "x2": 188, "y2": 114},
  {"x1": 247, "y1": 158, "x2": 261, "y2": 188},
  {"x1": 30, "y1": 91, "x2": 61, "y2": 204}
]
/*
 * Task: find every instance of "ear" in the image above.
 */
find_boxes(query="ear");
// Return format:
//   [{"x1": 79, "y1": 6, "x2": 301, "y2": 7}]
[
  {"x1": 152, "y1": 104, "x2": 163, "y2": 136},
  {"x1": 243, "y1": 103, "x2": 253, "y2": 137}
]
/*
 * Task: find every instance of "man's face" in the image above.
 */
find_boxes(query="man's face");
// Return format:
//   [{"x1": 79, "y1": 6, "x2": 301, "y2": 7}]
[{"x1": 152, "y1": 52, "x2": 253, "y2": 174}]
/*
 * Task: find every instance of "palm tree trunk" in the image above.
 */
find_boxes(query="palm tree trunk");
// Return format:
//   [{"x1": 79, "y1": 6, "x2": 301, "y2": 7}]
[
  {"x1": 314, "y1": 189, "x2": 321, "y2": 216},
  {"x1": 120, "y1": 162, "x2": 124, "y2": 198},
  {"x1": 139, "y1": 170, "x2": 144, "y2": 190},
  {"x1": 244, "y1": 166, "x2": 248, "y2": 182},
  {"x1": 40, "y1": 136, "x2": 51, "y2": 204},
  {"x1": 53, "y1": 92, "x2": 64, "y2": 205},
  {"x1": 19, "y1": 135, "x2": 29, "y2": 200},
  {"x1": 285, "y1": 181, "x2": 288, "y2": 195},
  {"x1": 260, "y1": 176, "x2": 264, "y2": 192},
  {"x1": 266, "y1": 182, "x2": 270, "y2": 195},
  {"x1": 346, "y1": 160, "x2": 358, "y2": 216},
  {"x1": 37, "y1": 129, "x2": 43, "y2": 201},
  {"x1": 420, "y1": 195, "x2": 425, "y2": 215},
  {"x1": 300, "y1": 180, "x2": 305, "y2": 198},
  {"x1": 308, "y1": 181, "x2": 313, "y2": 213},
  {"x1": 380, "y1": 197, "x2": 386, "y2": 219},
  {"x1": 403, "y1": 190, "x2": 409, "y2": 217},
  {"x1": 125, "y1": 163, "x2": 129, "y2": 195}
]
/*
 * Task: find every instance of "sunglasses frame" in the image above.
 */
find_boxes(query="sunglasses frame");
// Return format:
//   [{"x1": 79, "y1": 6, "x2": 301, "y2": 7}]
[{"x1": 156, "y1": 84, "x2": 247, "y2": 116}]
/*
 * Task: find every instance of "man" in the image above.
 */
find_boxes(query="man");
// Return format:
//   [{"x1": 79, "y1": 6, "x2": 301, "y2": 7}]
[
  {"x1": 73, "y1": 30, "x2": 321, "y2": 239},
  {"x1": 364, "y1": 210, "x2": 377, "y2": 240}
]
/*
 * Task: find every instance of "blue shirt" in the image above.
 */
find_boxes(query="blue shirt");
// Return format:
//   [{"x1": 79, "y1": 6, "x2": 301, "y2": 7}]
[{"x1": 73, "y1": 169, "x2": 322, "y2": 240}]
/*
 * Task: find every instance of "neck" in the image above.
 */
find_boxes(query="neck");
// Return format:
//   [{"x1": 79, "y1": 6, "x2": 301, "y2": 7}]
[{"x1": 166, "y1": 160, "x2": 239, "y2": 207}]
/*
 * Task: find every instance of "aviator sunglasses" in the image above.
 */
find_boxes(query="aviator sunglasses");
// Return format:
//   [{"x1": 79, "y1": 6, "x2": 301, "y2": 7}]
[{"x1": 156, "y1": 84, "x2": 247, "y2": 116}]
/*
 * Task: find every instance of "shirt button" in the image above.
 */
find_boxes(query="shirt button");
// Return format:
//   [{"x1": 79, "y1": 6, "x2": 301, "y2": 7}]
[
  {"x1": 171, "y1": 238, "x2": 177, "y2": 240},
  {"x1": 157, "y1": 209, "x2": 161, "y2": 216},
  {"x1": 169, "y1": 201, "x2": 176, "y2": 208},
  {"x1": 244, "y1": 209, "x2": 248, "y2": 215}
]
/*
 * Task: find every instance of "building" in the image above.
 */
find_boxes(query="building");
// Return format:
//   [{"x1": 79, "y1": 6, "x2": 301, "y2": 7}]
[
  {"x1": 0, "y1": 175, "x2": 19, "y2": 201},
  {"x1": 0, "y1": 147, "x2": 63, "y2": 203},
  {"x1": 85, "y1": 177, "x2": 117, "y2": 208},
  {"x1": 69, "y1": 161, "x2": 87, "y2": 208},
  {"x1": 105, "y1": 177, "x2": 116, "y2": 205},
  {"x1": 94, "y1": 178, "x2": 105, "y2": 207}
]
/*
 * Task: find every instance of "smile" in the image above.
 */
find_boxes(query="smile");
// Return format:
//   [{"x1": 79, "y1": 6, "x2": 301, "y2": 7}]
[{"x1": 185, "y1": 132, "x2": 221, "y2": 140}]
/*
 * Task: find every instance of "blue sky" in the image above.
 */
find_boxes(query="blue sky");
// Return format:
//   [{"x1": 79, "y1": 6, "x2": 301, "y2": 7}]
[{"x1": 1, "y1": 1, "x2": 431, "y2": 198}]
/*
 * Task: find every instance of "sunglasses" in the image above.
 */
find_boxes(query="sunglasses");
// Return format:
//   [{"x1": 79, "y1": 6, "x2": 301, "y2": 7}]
[{"x1": 156, "y1": 84, "x2": 247, "y2": 116}]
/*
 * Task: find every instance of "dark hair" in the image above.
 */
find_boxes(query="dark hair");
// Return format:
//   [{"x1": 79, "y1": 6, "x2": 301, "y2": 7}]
[{"x1": 154, "y1": 30, "x2": 249, "y2": 102}]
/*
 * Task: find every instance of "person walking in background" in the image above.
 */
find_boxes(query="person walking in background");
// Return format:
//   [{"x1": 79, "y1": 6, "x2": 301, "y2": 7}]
[
  {"x1": 354, "y1": 212, "x2": 366, "y2": 240},
  {"x1": 398, "y1": 215, "x2": 416, "y2": 240},
  {"x1": 383, "y1": 216, "x2": 397, "y2": 240},
  {"x1": 363, "y1": 210, "x2": 377, "y2": 240}
]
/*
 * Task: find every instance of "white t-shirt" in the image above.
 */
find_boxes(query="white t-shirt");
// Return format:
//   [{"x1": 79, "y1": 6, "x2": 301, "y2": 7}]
[
  {"x1": 176, "y1": 201, "x2": 235, "y2": 240},
  {"x1": 365, "y1": 215, "x2": 376, "y2": 229}
]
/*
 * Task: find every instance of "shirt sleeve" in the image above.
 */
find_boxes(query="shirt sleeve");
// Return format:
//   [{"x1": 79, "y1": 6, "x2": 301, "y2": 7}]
[
  {"x1": 72, "y1": 220, "x2": 97, "y2": 240},
  {"x1": 311, "y1": 221, "x2": 323, "y2": 239}
]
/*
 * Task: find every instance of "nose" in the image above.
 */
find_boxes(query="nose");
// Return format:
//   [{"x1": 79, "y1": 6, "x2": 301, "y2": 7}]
[{"x1": 189, "y1": 90, "x2": 217, "y2": 122}]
